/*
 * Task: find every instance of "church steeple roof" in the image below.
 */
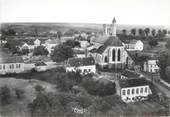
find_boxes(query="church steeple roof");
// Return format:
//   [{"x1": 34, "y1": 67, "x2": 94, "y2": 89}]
[{"x1": 112, "y1": 17, "x2": 116, "y2": 23}]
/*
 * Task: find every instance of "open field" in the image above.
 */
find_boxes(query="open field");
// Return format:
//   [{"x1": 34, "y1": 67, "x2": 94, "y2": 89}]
[{"x1": 0, "y1": 77, "x2": 56, "y2": 117}]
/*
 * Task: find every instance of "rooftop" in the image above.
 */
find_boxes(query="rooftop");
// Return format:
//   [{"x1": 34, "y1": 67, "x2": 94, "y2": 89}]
[
  {"x1": 67, "y1": 57, "x2": 95, "y2": 67},
  {"x1": 119, "y1": 78, "x2": 150, "y2": 88},
  {"x1": 121, "y1": 70, "x2": 141, "y2": 79},
  {"x1": 95, "y1": 36, "x2": 123, "y2": 54},
  {"x1": 0, "y1": 56, "x2": 24, "y2": 64}
]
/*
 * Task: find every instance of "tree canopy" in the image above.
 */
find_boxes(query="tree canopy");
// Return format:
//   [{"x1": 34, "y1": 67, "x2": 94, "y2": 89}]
[
  {"x1": 33, "y1": 45, "x2": 49, "y2": 56},
  {"x1": 51, "y1": 44, "x2": 74, "y2": 62}
]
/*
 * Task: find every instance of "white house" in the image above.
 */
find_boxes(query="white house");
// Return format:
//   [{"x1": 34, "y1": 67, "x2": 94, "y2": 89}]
[
  {"x1": 34, "y1": 61, "x2": 47, "y2": 72},
  {"x1": 89, "y1": 18, "x2": 134, "y2": 69},
  {"x1": 0, "y1": 56, "x2": 25, "y2": 74},
  {"x1": 124, "y1": 40, "x2": 143, "y2": 51},
  {"x1": 66, "y1": 57, "x2": 96, "y2": 74},
  {"x1": 144, "y1": 60, "x2": 159, "y2": 73},
  {"x1": 116, "y1": 78, "x2": 152, "y2": 103},
  {"x1": 44, "y1": 39, "x2": 60, "y2": 54},
  {"x1": 34, "y1": 39, "x2": 41, "y2": 47}
]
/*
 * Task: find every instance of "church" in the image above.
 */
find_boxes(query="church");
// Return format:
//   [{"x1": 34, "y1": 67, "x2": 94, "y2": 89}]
[{"x1": 88, "y1": 18, "x2": 134, "y2": 69}]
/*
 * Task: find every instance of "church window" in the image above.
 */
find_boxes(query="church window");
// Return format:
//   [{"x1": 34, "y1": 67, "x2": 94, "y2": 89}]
[
  {"x1": 112, "y1": 49, "x2": 115, "y2": 61},
  {"x1": 118, "y1": 49, "x2": 121, "y2": 61},
  {"x1": 136, "y1": 88, "x2": 139, "y2": 94},
  {"x1": 127, "y1": 89, "x2": 130, "y2": 95},
  {"x1": 104, "y1": 56, "x2": 108, "y2": 62},
  {"x1": 122, "y1": 90, "x2": 126, "y2": 95},
  {"x1": 132, "y1": 89, "x2": 135, "y2": 94}
]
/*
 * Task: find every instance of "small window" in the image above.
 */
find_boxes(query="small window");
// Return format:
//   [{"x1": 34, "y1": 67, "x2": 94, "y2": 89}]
[
  {"x1": 136, "y1": 88, "x2": 139, "y2": 94},
  {"x1": 132, "y1": 89, "x2": 135, "y2": 94},
  {"x1": 122, "y1": 90, "x2": 126, "y2": 95},
  {"x1": 145, "y1": 87, "x2": 148, "y2": 93},
  {"x1": 140, "y1": 88, "x2": 143, "y2": 93},
  {"x1": 18, "y1": 64, "x2": 21, "y2": 68},
  {"x1": 0, "y1": 65, "x2": 1, "y2": 70},
  {"x1": 3, "y1": 65, "x2": 5, "y2": 69},
  {"x1": 12, "y1": 64, "x2": 14, "y2": 69},
  {"x1": 127, "y1": 89, "x2": 130, "y2": 95}
]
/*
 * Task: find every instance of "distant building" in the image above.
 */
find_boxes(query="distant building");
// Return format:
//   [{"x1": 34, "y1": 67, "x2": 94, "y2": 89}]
[
  {"x1": 43, "y1": 39, "x2": 60, "y2": 54},
  {"x1": 116, "y1": 78, "x2": 152, "y2": 103},
  {"x1": 123, "y1": 40, "x2": 143, "y2": 51},
  {"x1": 0, "y1": 56, "x2": 25, "y2": 74},
  {"x1": 34, "y1": 39, "x2": 41, "y2": 47},
  {"x1": 66, "y1": 57, "x2": 96, "y2": 74},
  {"x1": 103, "y1": 18, "x2": 116, "y2": 36},
  {"x1": 144, "y1": 59, "x2": 159, "y2": 73},
  {"x1": 34, "y1": 61, "x2": 47, "y2": 72}
]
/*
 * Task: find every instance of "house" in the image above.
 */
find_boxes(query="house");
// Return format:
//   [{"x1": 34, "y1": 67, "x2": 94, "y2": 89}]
[
  {"x1": 120, "y1": 69, "x2": 143, "y2": 80},
  {"x1": 66, "y1": 57, "x2": 96, "y2": 74},
  {"x1": 73, "y1": 48, "x2": 86, "y2": 58},
  {"x1": 34, "y1": 61, "x2": 47, "y2": 72},
  {"x1": 34, "y1": 39, "x2": 41, "y2": 47},
  {"x1": 124, "y1": 40, "x2": 143, "y2": 51},
  {"x1": 0, "y1": 56, "x2": 25, "y2": 74},
  {"x1": 44, "y1": 39, "x2": 60, "y2": 53},
  {"x1": 79, "y1": 40, "x2": 90, "y2": 48},
  {"x1": 116, "y1": 78, "x2": 152, "y2": 103},
  {"x1": 89, "y1": 18, "x2": 134, "y2": 69},
  {"x1": 144, "y1": 59, "x2": 159, "y2": 73}
]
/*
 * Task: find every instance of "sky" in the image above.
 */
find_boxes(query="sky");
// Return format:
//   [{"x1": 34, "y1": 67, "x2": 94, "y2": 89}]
[{"x1": 0, "y1": 0, "x2": 170, "y2": 26}]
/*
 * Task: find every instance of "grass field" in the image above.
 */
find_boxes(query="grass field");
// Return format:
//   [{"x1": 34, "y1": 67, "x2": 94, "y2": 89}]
[{"x1": 0, "y1": 77, "x2": 56, "y2": 117}]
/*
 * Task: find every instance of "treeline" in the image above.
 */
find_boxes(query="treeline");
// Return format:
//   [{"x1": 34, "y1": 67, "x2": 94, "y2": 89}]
[{"x1": 118, "y1": 28, "x2": 170, "y2": 41}]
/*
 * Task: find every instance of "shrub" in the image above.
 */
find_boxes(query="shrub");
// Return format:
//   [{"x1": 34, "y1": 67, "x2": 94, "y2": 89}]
[{"x1": 0, "y1": 86, "x2": 11, "y2": 105}]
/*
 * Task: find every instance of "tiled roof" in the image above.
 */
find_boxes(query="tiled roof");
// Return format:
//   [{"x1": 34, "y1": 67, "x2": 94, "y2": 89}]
[
  {"x1": 119, "y1": 78, "x2": 150, "y2": 88},
  {"x1": 96, "y1": 45, "x2": 107, "y2": 54},
  {"x1": 121, "y1": 70, "x2": 141, "y2": 79},
  {"x1": 67, "y1": 57, "x2": 95, "y2": 67},
  {"x1": 35, "y1": 61, "x2": 47, "y2": 66},
  {"x1": 45, "y1": 39, "x2": 60, "y2": 44},
  {"x1": 91, "y1": 35, "x2": 108, "y2": 44},
  {"x1": 0, "y1": 56, "x2": 24, "y2": 64},
  {"x1": 95, "y1": 36, "x2": 123, "y2": 54},
  {"x1": 104, "y1": 36, "x2": 123, "y2": 47}
]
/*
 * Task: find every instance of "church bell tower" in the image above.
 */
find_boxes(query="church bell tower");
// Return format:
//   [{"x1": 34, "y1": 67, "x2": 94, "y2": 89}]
[{"x1": 112, "y1": 17, "x2": 116, "y2": 37}]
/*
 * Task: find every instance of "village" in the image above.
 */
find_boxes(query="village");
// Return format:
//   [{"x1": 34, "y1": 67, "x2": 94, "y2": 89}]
[{"x1": 0, "y1": 18, "x2": 170, "y2": 116}]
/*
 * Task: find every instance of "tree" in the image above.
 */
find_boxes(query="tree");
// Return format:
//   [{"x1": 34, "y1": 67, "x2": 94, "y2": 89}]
[
  {"x1": 166, "y1": 40, "x2": 170, "y2": 49},
  {"x1": 33, "y1": 45, "x2": 49, "y2": 56},
  {"x1": 28, "y1": 92, "x2": 74, "y2": 117},
  {"x1": 158, "y1": 52, "x2": 170, "y2": 82},
  {"x1": 57, "y1": 31, "x2": 62, "y2": 43},
  {"x1": 14, "y1": 88, "x2": 24, "y2": 99},
  {"x1": 138, "y1": 28, "x2": 144, "y2": 36},
  {"x1": 131, "y1": 28, "x2": 136, "y2": 36},
  {"x1": 76, "y1": 95, "x2": 92, "y2": 109},
  {"x1": 144, "y1": 28, "x2": 150, "y2": 36},
  {"x1": 64, "y1": 40, "x2": 80, "y2": 48},
  {"x1": 21, "y1": 48, "x2": 29, "y2": 55},
  {"x1": 28, "y1": 93, "x2": 52, "y2": 117},
  {"x1": 149, "y1": 39, "x2": 158, "y2": 47},
  {"x1": 51, "y1": 44, "x2": 74, "y2": 62},
  {"x1": 163, "y1": 29, "x2": 167, "y2": 36},
  {"x1": 151, "y1": 29, "x2": 156, "y2": 37},
  {"x1": 0, "y1": 86, "x2": 11, "y2": 105},
  {"x1": 122, "y1": 29, "x2": 127, "y2": 36},
  {"x1": 34, "y1": 85, "x2": 45, "y2": 94},
  {"x1": 157, "y1": 29, "x2": 163, "y2": 38}
]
